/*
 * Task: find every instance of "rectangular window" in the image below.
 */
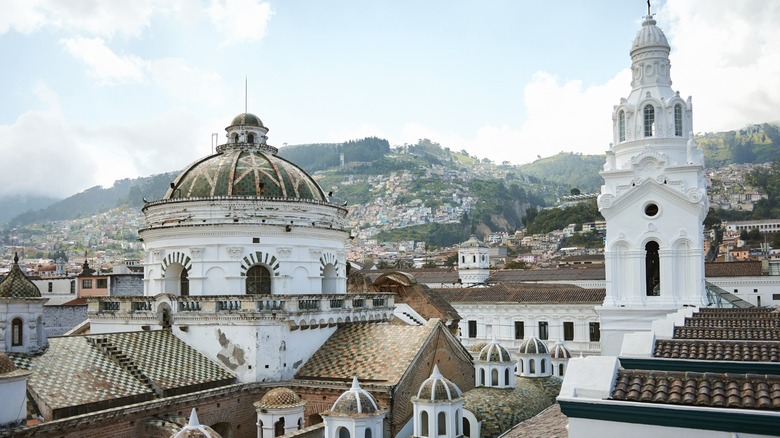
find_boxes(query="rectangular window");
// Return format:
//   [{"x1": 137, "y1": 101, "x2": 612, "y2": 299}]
[
  {"x1": 563, "y1": 321, "x2": 575, "y2": 341},
  {"x1": 538, "y1": 321, "x2": 549, "y2": 340},
  {"x1": 467, "y1": 320, "x2": 477, "y2": 338},
  {"x1": 96, "y1": 278, "x2": 108, "y2": 289},
  {"x1": 589, "y1": 322, "x2": 601, "y2": 342},
  {"x1": 82, "y1": 279, "x2": 92, "y2": 289},
  {"x1": 514, "y1": 321, "x2": 524, "y2": 339},
  {"x1": 48, "y1": 282, "x2": 53, "y2": 292}
]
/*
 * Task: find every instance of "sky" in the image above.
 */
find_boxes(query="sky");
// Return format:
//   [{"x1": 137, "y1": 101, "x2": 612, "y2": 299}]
[{"x1": 1, "y1": 0, "x2": 779, "y2": 198}]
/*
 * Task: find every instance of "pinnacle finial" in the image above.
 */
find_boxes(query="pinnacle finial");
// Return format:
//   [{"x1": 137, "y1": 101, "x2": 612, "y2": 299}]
[
  {"x1": 187, "y1": 408, "x2": 200, "y2": 427},
  {"x1": 351, "y1": 376, "x2": 361, "y2": 390},
  {"x1": 13, "y1": 252, "x2": 19, "y2": 264}
]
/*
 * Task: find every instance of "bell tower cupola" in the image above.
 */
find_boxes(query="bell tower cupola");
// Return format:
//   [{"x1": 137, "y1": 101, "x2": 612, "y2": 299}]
[{"x1": 596, "y1": 10, "x2": 709, "y2": 356}]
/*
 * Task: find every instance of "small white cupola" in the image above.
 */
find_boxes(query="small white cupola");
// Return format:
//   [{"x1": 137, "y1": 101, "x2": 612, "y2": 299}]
[
  {"x1": 224, "y1": 112, "x2": 272, "y2": 150},
  {"x1": 172, "y1": 408, "x2": 222, "y2": 438},
  {"x1": 549, "y1": 340, "x2": 572, "y2": 377},
  {"x1": 322, "y1": 377, "x2": 386, "y2": 438},
  {"x1": 255, "y1": 387, "x2": 307, "y2": 438},
  {"x1": 0, "y1": 253, "x2": 48, "y2": 354},
  {"x1": 411, "y1": 365, "x2": 464, "y2": 438},
  {"x1": 474, "y1": 336, "x2": 515, "y2": 388},
  {"x1": 516, "y1": 336, "x2": 551, "y2": 378},
  {"x1": 458, "y1": 235, "x2": 489, "y2": 286}
]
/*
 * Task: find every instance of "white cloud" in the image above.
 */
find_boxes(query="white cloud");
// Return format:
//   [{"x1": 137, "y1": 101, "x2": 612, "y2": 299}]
[
  {"x1": 61, "y1": 37, "x2": 147, "y2": 84},
  {"x1": 0, "y1": 0, "x2": 172, "y2": 38},
  {"x1": 659, "y1": 0, "x2": 780, "y2": 131},
  {"x1": 147, "y1": 58, "x2": 227, "y2": 107},
  {"x1": 206, "y1": 0, "x2": 273, "y2": 45}
]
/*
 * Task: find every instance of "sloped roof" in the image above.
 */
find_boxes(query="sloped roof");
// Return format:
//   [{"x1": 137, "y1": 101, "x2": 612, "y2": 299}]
[
  {"x1": 295, "y1": 323, "x2": 436, "y2": 385},
  {"x1": 10, "y1": 330, "x2": 234, "y2": 419},
  {"x1": 0, "y1": 256, "x2": 41, "y2": 298},
  {"x1": 611, "y1": 369, "x2": 780, "y2": 409},
  {"x1": 433, "y1": 283, "x2": 605, "y2": 304},
  {"x1": 704, "y1": 261, "x2": 763, "y2": 277},
  {"x1": 654, "y1": 339, "x2": 780, "y2": 362}
]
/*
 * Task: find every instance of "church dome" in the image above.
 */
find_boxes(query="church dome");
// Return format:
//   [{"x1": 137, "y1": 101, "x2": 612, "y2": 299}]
[
  {"x1": 0, "y1": 353, "x2": 17, "y2": 374},
  {"x1": 477, "y1": 338, "x2": 512, "y2": 363},
  {"x1": 330, "y1": 377, "x2": 380, "y2": 415},
  {"x1": 229, "y1": 112, "x2": 264, "y2": 128},
  {"x1": 518, "y1": 336, "x2": 548, "y2": 355},
  {"x1": 256, "y1": 387, "x2": 306, "y2": 409},
  {"x1": 461, "y1": 234, "x2": 487, "y2": 248},
  {"x1": 631, "y1": 15, "x2": 670, "y2": 53},
  {"x1": 166, "y1": 113, "x2": 326, "y2": 201},
  {"x1": 550, "y1": 340, "x2": 572, "y2": 359},
  {"x1": 415, "y1": 364, "x2": 462, "y2": 402},
  {"x1": 0, "y1": 254, "x2": 41, "y2": 299}
]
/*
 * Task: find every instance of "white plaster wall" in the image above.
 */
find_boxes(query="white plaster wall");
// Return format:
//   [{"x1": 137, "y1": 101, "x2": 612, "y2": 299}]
[
  {"x1": 0, "y1": 376, "x2": 28, "y2": 425},
  {"x1": 455, "y1": 302, "x2": 601, "y2": 356}
]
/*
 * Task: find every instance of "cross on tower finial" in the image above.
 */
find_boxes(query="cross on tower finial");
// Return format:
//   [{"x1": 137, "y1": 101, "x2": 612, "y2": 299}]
[{"x1": 647, "y1": 0, "x2": 651, "y2": 16}]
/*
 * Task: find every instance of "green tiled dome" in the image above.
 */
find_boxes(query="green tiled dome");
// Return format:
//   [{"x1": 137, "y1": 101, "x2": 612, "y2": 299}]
[
  {"x1": 229, "y1": 112, "x2": 264, "y2": 128},
  {"x1": 0, "y1": 254, "x2": 41, "y2": 298},
  {"x1": 167, "y1": 148, "x2": 325, "y2": 200}
]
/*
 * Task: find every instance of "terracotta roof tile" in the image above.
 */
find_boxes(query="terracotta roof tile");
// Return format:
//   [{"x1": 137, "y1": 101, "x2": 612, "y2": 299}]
[
  {"x1": 704, "y1": 261, "x2": 763, "y2": 277},
  {"x1": 654, "y1": 340, "x2": 780, "y2": 362},
  {"x1": 295, "y1": 323, "x2": 436, "y2": 385},
  {"x1": 611, "y1": 369, "x2": 780, "y2": 410},
  {"x1": 432, "y1": 284, "x2": 605, "y2": 304},
  {"x1": 501, "y1": 404, "x2": 569, "y2": 438}
]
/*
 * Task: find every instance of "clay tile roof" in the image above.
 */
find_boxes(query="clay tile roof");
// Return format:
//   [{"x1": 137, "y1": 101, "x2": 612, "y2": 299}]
[
  {"x1": 611, "y1": 369, "x2": 780, "y2": 410},
  {"x1": 0, "y1": 353, "x2": 17, "y2": 374},
  {"x1": 704, "y1": 261, "x2": 763, "y2": 277},
  {"x1": 654, "y1": 339, "x2": 780, "y2": 362},
  {"x1": 489, "y1": 267, "x2": 605, "y2": 283},
  {"x1": 10, "y1": 330, "x2": 234, "y2": 414},
  {"x1": 295, "y1": 323, "x2": 436, "y2": 385},
  {"x1": 433, "y1": 283, "x2": 605, "y2": 304},
  {"x1": 671, "y1": 308, "x2": 780, "y2": 341},
  {"x1": 500, "y1": 403, "x2": 569, "y2": 438}
]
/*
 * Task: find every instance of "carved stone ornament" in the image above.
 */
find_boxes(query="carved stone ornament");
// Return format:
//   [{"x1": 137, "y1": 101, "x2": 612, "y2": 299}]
[
  {"x1": 686, "y1": 188, "x2": 703, "y2": 203},
  {"x1": 598, "y1": 194, "x2": 615, "y2": 209},
  {"x1": 647, "y1": 223, "x2": 657, "y2": 232},
  {"x1": 309, "y1": 249, "x2": 323, "y2": 258},
  {"x1": 152, "y1": 249, "x2": 165, "y2": 262},
  {"x1": 226, "y1": 247, "x2": 243, "y2": 260},
  {"x1": 189, "y1": 247, "x2": 205, "y2": 260},
  {"x1": 276, "y1": 247, "x2": 292, "y2": 259}
]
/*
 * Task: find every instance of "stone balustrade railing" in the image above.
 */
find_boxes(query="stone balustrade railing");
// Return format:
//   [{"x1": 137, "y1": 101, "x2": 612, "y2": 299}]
[{"x1": 87, "y1": 293, "x2": 394, "y2": 320}]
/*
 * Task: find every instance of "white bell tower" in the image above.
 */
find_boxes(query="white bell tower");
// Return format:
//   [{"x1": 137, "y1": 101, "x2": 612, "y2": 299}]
[
  {"x1": 458, "y1": 235, "x2": 489, "y2": 286},
  {"x1": 596, "y1": 14, "x2": 709, "y2": 356}
]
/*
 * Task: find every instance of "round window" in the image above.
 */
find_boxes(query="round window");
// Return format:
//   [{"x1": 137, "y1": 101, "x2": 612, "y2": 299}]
[{"x1": 644, "y1": 203, "x2": 659, "y2": 217}]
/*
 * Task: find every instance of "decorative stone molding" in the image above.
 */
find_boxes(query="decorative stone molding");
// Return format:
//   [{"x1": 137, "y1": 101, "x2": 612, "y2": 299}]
[
  {"x1": 309, "y1": 249, "x2": 322, "y2": 258},
  {"x1": 226, "y1": 247, "x2": 243, "y2": 260},
  {"x1": 152, "y1": 249, "x2": 165, "y2": 263},
  {"x1": 189, "y1": 247, "x2": 205, "y2": 260},
  {"x1": 276, "y1": 247, "x2": 292, "y2": 259}
]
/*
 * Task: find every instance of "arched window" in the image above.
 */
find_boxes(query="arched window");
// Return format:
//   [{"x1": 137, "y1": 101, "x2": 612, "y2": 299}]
[
  {"x1": 322, "y1": 264, "x2": 338, "y2": 293},
  {"x1": 298, "y1": 418, "x2": 304, "y2": 430},
  {"x1": 674, "y1": 104, "x2": 683, "y2": 136},
  {"x1": 529, "y1": 358, "x2": 536, "y2": 374},
  {"x1": 505, "y1": 368, "x2": 510, "y2": 385},
  {"x1": 275, "y1": 417, "x2": 285, "y2": 437},
  {"x1": 463, "y1": 418, "x2": 471, "y2": 438},
  {"x1": 455, "y1": 409, "x2": 461, "y2": 435},
  {"x1": 248, "y1": 133, "x2": 255, "y2": 144},
  {"x1": 472, "y1": 255, "x2": 476, "y2": 263},
  {"x1": 645, "y1": 241, "x2": 660, "y2": 296},
  {"x1": 618, "y1": 110, "x2": 626, "y2": 142},
  {"x1": 461, "y1": 255, "x2": 465, "y2": 264},
  {"x1": 421, "y1": 411, "x2": 429, "y2": 437},
  {"x1": 491, "y1": 369, "x2": 499, "y2": 386},
  {"x1": 559, "y1": 364, "x2": 565, "y2": 376},
  {"x1": 338, "y1": 427, "x2": 350, "y2": 438},
  {"x1": 233, "y1": 134, "x2": 239, "y2": 143},
  {"x1": 11, "y1": 318, "x2": 23, "y2": 346},
  {"x1": 180, "y1": 269, "x2": 189, "y2": 296},
  {"x1": 643, "y1": 104, "x2": 655, "y2": 137},
  {"x1": 438, "y1": 412, "x2": 446, "y2": 435},
  {"x1": 246, "y1": 265, "x2": 272, "y2": 294},
  {"x1": 519, "y1": 360, "x2": 524, "y2": 373},
  {"x1": 479, "y1": 368, "x2": 485, "y2": 386},
  {"x1": 365, "y1": 428, "x2": 371, "y2": 438},
  {"x1": 541, "y1": 359, "x2": 547, "y2": 374}
]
